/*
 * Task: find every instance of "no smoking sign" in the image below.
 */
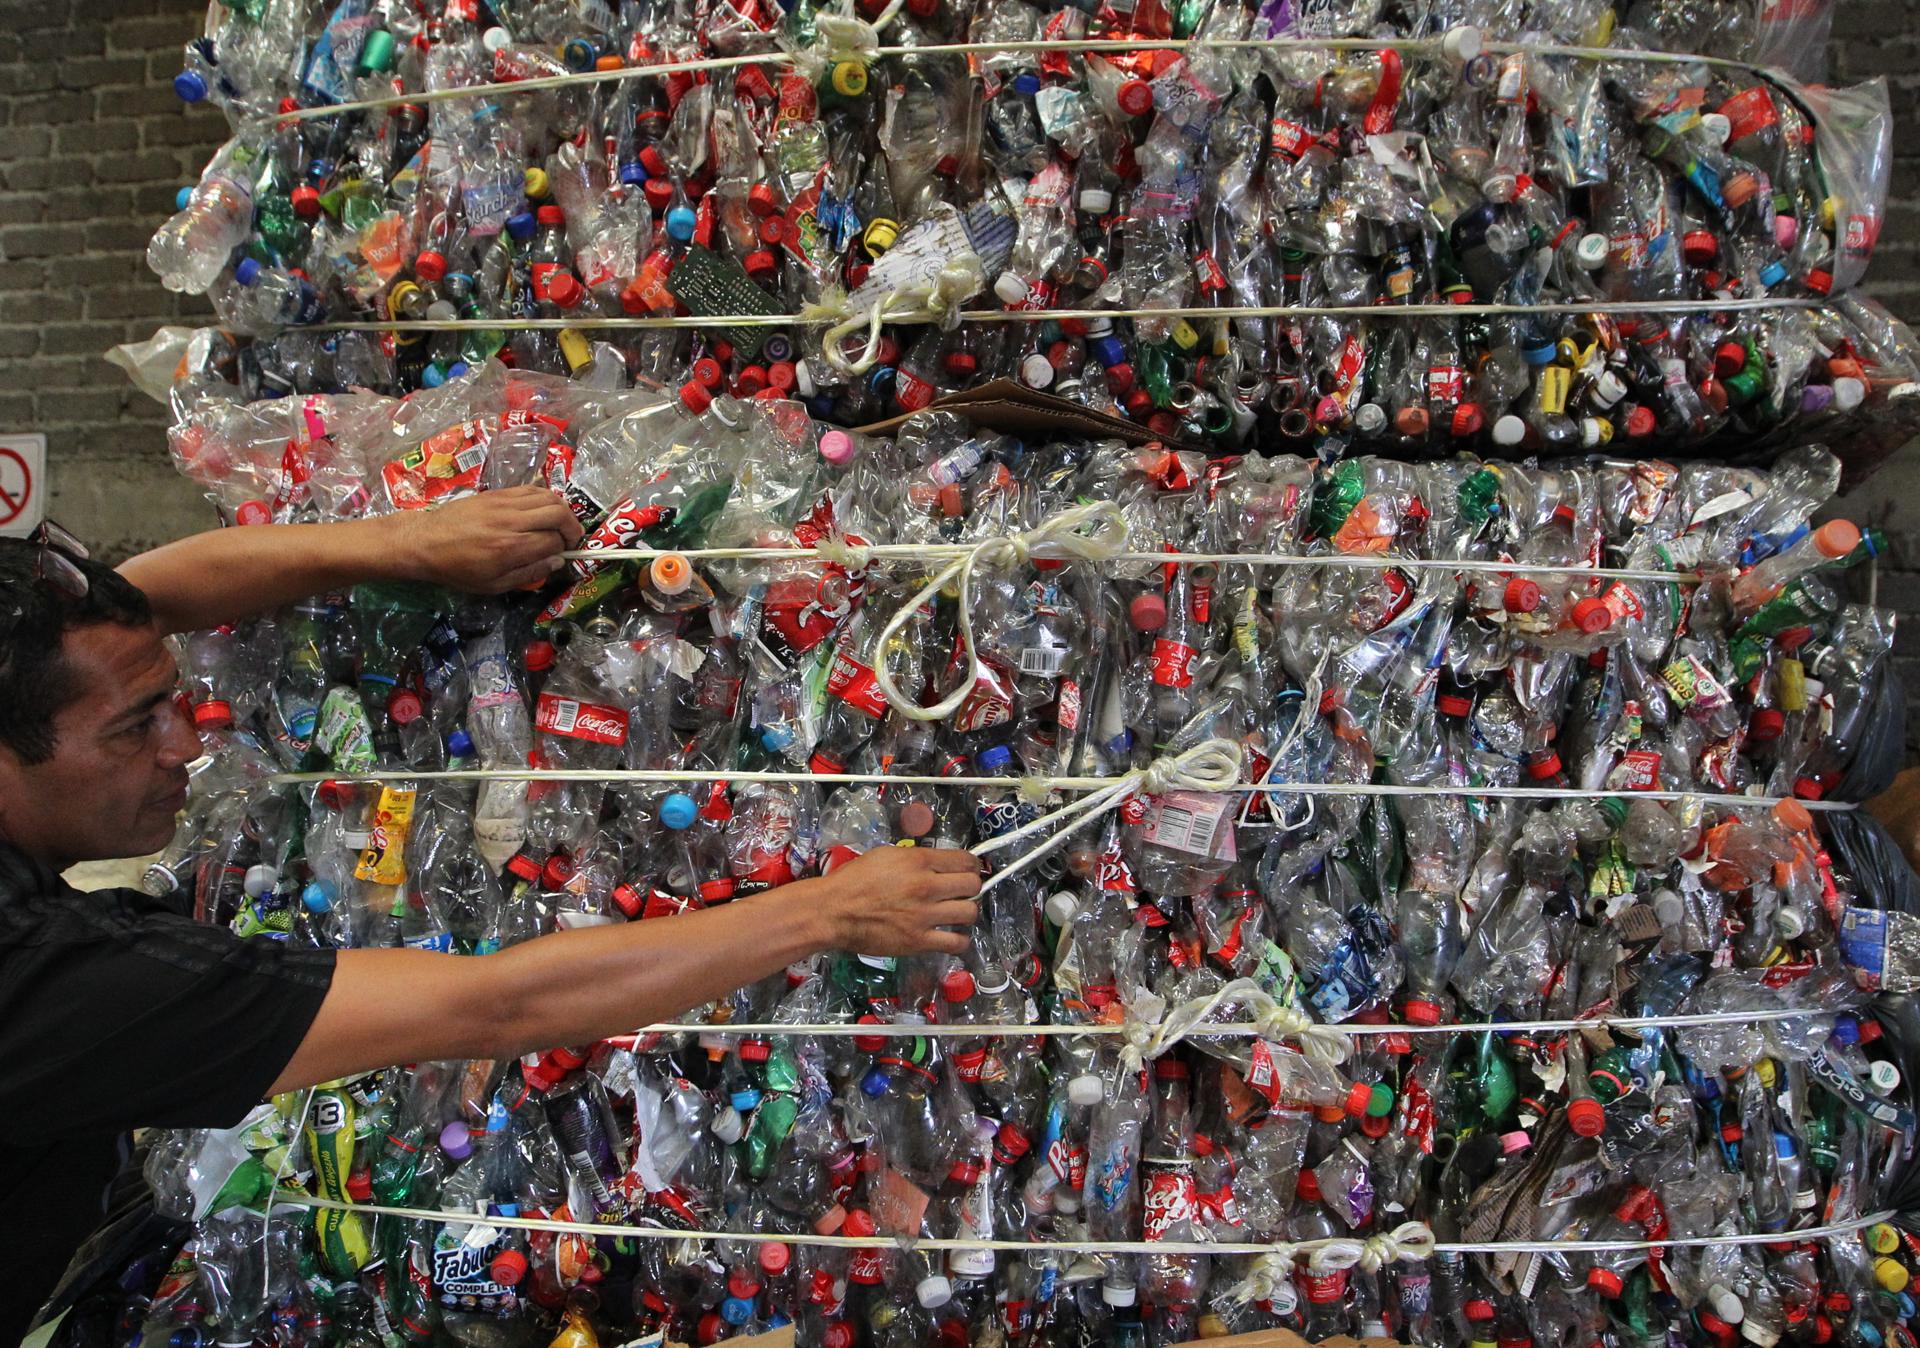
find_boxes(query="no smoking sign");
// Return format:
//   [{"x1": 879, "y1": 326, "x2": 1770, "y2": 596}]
[{"x1": 0, "y1": 433, "x2": 46, "y2": 538}]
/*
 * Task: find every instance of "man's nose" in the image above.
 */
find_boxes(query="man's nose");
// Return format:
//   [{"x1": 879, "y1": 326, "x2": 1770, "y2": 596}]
[{"x1": 157, "y1": 697, "x2": 204, "y2": 767}]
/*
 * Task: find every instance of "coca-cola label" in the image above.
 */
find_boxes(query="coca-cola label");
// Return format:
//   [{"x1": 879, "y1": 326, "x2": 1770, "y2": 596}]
[
  {"x1": 1141, "y1": 1166, "x2": 1198, "y2": 1243},
  {"x1": 1608, "y1": 748, "x2": 1663, "y2": 792},
  {"x1": 826, "y1": 648, "x2": 890, "y2": 719},
  {"x1": 1719, "y1": 85, "x2": 1778, "y2": 146},
  {"x1": 1096, "y1": 836, "x2": 1137, "y2": 894},
  {"x1": 1056, "y1": 678, "x2": 1082, "y2": 733},
  {"x1": 535, "y1": 692, "x2": 629, "y2": 746},
  {"x1": 951, "y1": 1046, "x2": 995, "y2": 1084},
  {"x1": 573, "y1": 496, "x2": 670, "y2": 576},
  {"x1": 1269, "y1": 116, "x2": 1312, "y2": 160},
  {"x1": 1300, "y1": 1268, "x2": 1348, "y2": 1305},
  {"x1": 529, "y1": 260, "x2": 566, "y2": 301},
  {"x1": 1151, "y1": 638, "x2": 1198, "y2": 688},
  {"x1": 1426, "y1": 365, "x2": 1466, "y2": 406}
]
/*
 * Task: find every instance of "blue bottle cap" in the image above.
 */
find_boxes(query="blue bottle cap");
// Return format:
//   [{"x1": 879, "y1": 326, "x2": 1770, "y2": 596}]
[
  {"x1": 173, "y1": 70, "x2": 209, "y2": 103},
  {"x1": 234, "y1": 257, "x2": 262, "y2": 286},
  {"x1": 1523, "y1": 340, "x2": 1558, "y2": 366},
  {"x1": 447, "y1": 729, "x2": 474, "y2": 759},
  {"x1": 1773, "y1": 1130, "x2": 1797, "y2": 1159},
  {"x1": 731, "y1": 1087, "x2": 763, "y2": 1112},
  {"x1": 302, "y1": 882, "x2": 333, "y2": 914},
  {"x1": 763, "y1": 333, "x2": 793, "y2": 362},
  {"x1": 721, "y1": 1297, "x2": 756, "y2": 1326},
  {"x1": 421, "y1": 363, "x2": 446, "y2": 389},
  {"x1": 310, "y1": 157, "x2": 335, "y2": 179},
  {"x1": 563, "y1": 37, "x2": 598, "y2": 71},
  {"x1": 489, "y1": 1201, "x2": 520, "y2": 1218},
  {"x1": 1761, "y1": 260, "x2": 1787, "y2": 288},
  {"x1": 666, "y1": 205, "x2": 698, "y2": 242},
  {"x1": 807, "y1": 396, "x2": 837, "y2": 419},
  {"x1": 620, "y1": 161, "x2": 648, "y2": 187},
  {"x1": 446, "y1": 360, "x2": 470, "y2": 380},
  {"x1": 1091, "y1": 336, "x2": 1127, "y2": 367},
  {"x1": 866, "y1": 365, "x2": 896, "y2": 395},
  {"x1": 1833, "y1": 1013, "x2": 1861, "y2": 1046},
  {"x1": 978, "y1": 744, "x2": 1013, "y2": 772},
  {"x1": 175, "y1": 185, "x2": 195, "y2": 211},
  {"x1": 505, "y1": 211, "x2": 537, "y2": 241},
  {"x1": 861, "y1": 1065, "x2": 891, "y2": 1097},
  {"x1": 761, "y1": 724, "x2": 794, "y2": 752},
  {"x1": 660, "y1": 791, "x2": 698, "y2": 830},
  {"x1": 1012, "y1": 72, "x2": 1042, "y2": 96}
]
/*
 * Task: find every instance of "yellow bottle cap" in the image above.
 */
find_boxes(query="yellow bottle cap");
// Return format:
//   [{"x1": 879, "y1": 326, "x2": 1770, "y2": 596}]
[
  {"x1": 863, "y1": 218, "x2": 899, "y2": 254},
  {"x1": 1874, "y1": 1256, "x2": 1909, "y2": 1294},
  {"x1": 1822, "y1": 196, "x2": 1839, "y2": 231},
  {"x1": 831, "y1": 59, "x2": 868, "y2": 97},
  {"x1": 1777, "y1": 658, "x2": 1807, "y2": 713},
  {"x1": 1870, "y1": 1223, "x2": 1902, "y2": 1254},
  {"x1": 558, "y1": 328, "x2": 592, "y2": 373},
  {"x1": 1756, "y1": 1058, "x2": 1777, "y2": 1088},
  {"x1": 1171, "y1": 318, "x2": 1201, "y2": 351},
  {"x1": 1196, "y1": 1313, "x2": 1229, "y2": 1339},
  {"x1": 525, "y1": 166, "x2": 551, "y2": 199}
]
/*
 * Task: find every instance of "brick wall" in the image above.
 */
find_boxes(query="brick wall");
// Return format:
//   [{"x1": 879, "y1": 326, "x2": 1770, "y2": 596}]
[
  {"x1": 5, "y1": 1, "x2": 1920, "y2": 747},
  {"x1": 0, "y1": 1, "x2": 220, "y2": 555}
]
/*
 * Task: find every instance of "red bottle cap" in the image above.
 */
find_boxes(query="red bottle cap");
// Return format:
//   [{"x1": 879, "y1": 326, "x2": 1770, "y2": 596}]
[
  {"x1": 536, "y1": 205, "x2": 565, "y2": 227},
  {"x1": 1624, "y1": 404, "x2": 1657, "y2": 438},
  {"x1": 1117, "y1": 78, "x2": 1155, "y2": 116},
  {"x1": 843, "y1": 1209, "x2": 877, "y2": 1237},
  {"x1": 1527, "y1": 750, "x2": 1563, "y2": 780},
  {"x1": 852, "y1": 1014, "x2": 887, "y2": 1052},
  {"x1": 524, "y1": 638, "x2": 557, "y2": 672},
  {"x1": 1106, "y1": 362, "x2": 1135, "y2": 395},
  {"x1": 1359, "y1": 1112, "x2": 1392, "y2": 1138},
  {"x1": 1714, "y1": 340, "x2": 1748, "y2": 379},
  {"x1": 505, "y1": 851, "x2": 542, "y2": 883},
  {"x1": 747, "y1": 182, "x2": 778, "y2": 217},
  {"x1": 940, "y1": 968, "x2": 976, "y2": 1002},
  {"x1": 728, "y1": 1269, "x2": 762, "y2": 1299},
  {"x1": 692, "y1": 356, "x2": 725, "y2": 389},
  {"x1": 739, "y1": 1037, "x2": 772, "y2": 1063},
  {"x1": 1402, "y1": 997, "x2": 1442, "y2": 1026},
  {"x1": 1749, "y1": 708, "x2": 1785, "y2": 741},
  {"x1": 640, "y1": 145, "x2": 670, "y2": 179},
  {"x1": 1682, "y1": 230, "x2": 1719, "y2": 266},
  {"x1": 491, "y1": 1249, "x2": 529, "y2": 1285},
  {"x1": 193, "y1": 699, "x2": 233, "y2": 729},
  {"x1": 1504, "y1": 577, "x2": 1542, "y2": 613},
  {"x1": 1464, "y1": 1299, "x2": 1495, "y2": 1323},
  {"x1": 1572, "y1": 596, "x2": 1612, "y2": 633},
  {"x1": 415, "y1": 250, "x2": 447, "y2": 282},
  {"x1": 945, "y1": 349, "x2": 978, "y2": 376},
  {"x1": 744, "y1": 248, "x2": 779, "y2": 279},
  {"x1": 1344, "y1": 1081, "x2": 1373, "y2": 1116},
  {"x1": 1567, "y1": 1097, "x2": 1606, "y2": 1137},
  {"x1": 643, "y1": 178, "x2": 675, "y2": 212},
  {"x1": 1587, "y1": 1269, "x2": 1624, "y2": 1298},
  {"x1": 734, "y1": 364, "x2": 769, "y2": 397},
  {"x1": 1807, "y1": 268, "x2": 1833, "y2": 296},
  {"x1": 387, "y1": 688, "x2": 423, "y2": 725},
  {"x1": 1393, "y1": 406, "x2": 1430, "y2": 437},
  {"x1": 759, "y1": 1241, "x2": 791, "y2": 1275},
  {"x1": 547, "y1": 273, "x2": 585, "y2": 309},
  {"x1": 679, "y1": 380, "x2": 714, "y2": 416},
  {"x1": 1128, "y1": 591, "x2": 1166, "y2": 631},
  {"x1": 1793, "y1": 776, "x2": 1825, "y2": 800},
  {"x1": 697, "y1": 1313, "x2": 726, "y2": 1345},
  {"x1": 766, "y1": 361, "x2": 797, "y2": 393},
  {"x1": 346, "y1": 1169, "x2": 373, "y2": 1201},
  {"x1": 1450, "y1": 402, "x2": 1485, "y2": 438},
  {"x1": 1295, "y1": 1169, "x2": 1321, "y2": 1203},
  {"x1": 291, "y1": 185, "x2": 323, "y2": 219}
]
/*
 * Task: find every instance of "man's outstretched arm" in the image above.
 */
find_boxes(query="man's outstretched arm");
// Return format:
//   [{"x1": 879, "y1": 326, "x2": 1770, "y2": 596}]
[
  {"x1": 117, "y1": 486, "x2": 584, "y2": 634},
  {"x1": 267, "y1": 846, "x2": 984, "y2": 1095}
]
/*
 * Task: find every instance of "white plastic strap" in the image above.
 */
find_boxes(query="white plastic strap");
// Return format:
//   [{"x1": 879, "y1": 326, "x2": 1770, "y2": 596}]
[{"x1": 269, "y1": 1194, "x2": 1896, "y2": 1260}]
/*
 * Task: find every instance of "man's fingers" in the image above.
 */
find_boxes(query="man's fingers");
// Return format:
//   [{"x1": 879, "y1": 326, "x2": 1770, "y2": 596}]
[
  {"x1": 924, "y1": 848, "x2": 984, "y2": 872},
  {"x1": 924, "y1": 930, "x2": 974, "y2": 956},
  {"x1": 494, "y1": 558, "x2": 563, "y2": 591},
  {"x1": 927, "y1": 899, "x2": 981, "y2": 928},
  {"x1": 511, "y1": 494, "x2": 586, "y2": 546}
]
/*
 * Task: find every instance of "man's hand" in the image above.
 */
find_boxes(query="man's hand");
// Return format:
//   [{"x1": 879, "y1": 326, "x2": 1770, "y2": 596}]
[
  {"x1": 813, "y1": 846, "x2": 984, "y2": 956},
  {"x1": 387, "y1": 486, "x2": 584, "y2": 593}
]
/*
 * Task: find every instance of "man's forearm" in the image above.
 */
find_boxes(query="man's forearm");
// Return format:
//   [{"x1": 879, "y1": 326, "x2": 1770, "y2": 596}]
[
  {"x1": 118, "y1": 518, "x2": 408, "y2": 634},
  {"x1": 483, "y1": 883, "x2": 840, "y2": 1055},
  {"x1": 269, "y1": 880, "x2": 843, "y2": 1094}
]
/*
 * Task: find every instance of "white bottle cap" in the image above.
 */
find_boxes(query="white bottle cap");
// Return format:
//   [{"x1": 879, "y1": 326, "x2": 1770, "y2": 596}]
[
  {"x1": 1492, "y1": 413, "x2": 1528, "y2": 446},
  {"x1": 1045, "y1": 891, "x2": 1078, "y2": 926},
  {"x1": 916, "y1": 1275, "x2": 953, "y2": 1309},
  {"x1": 1442, "y1": 25, "x2": 1483, "y2": 63},
  {"x1": 1051, "y1": 1189, "x2": 1080, "y2": 1214},
  {"x1": 1079, "y1": 187, "x2": 1114, "y2": 214},
  {"x1": 1833, "y1": 376, "x2": 1866, "y2": 412},
  {"x1": 1580, "y1": 417, "x2": 1603, "y2": 448},
  {"x1": 1592, "y1": 368, "x2": 1628, "y2": 409},
  {"x1": 1020, "y1": 352, "x2": 1056, "y2": 388},
  {"x1": 243, "y1": 864, "x2": 279, "y2": 899},
  {"x1": 1353, "y1": 401, "x2": 1387, "y2": 434},
  {"x1": 1700, "y1": 112, "x2": 1732, "y2": 145},
  {"x1": 1871, "y1": 1059, "x2": 1902, "y2": 1094},
  {"x1": 1102, "y1": 1280, "x2": 1137, "y2": 1308},
  {"x1": 1482, "y1": 172, "x2": 1518, "y2": 204},
  {"x1": 711, "y1": 1105, "x2": 744, "y2": 1145},
  {"x1": 1068, "y1": 1072, "x2": 1105, "y2": 1107},
  {"x1": 482, "y1": 26, "x2": 511, "y2": 52},
  {"x1": 1652, "y1": 889, "x2": 1686, "y2": 927},
  {"x1": 1774, "y1": 906, "x2": 1806, "y2": 940},
  {"x1": 994, "y1": 271, "x2": 1030, "y2": 305},
  {"x1": 1741, "y1": 1321, "x2": 1781, "y2": 1348},
  {"x1": 1710, "y1": 1286, "x2": 1745, "y2": 1324},
  {"x1": 1577, "y1": 233, "x2": 1610, "y2": 269},
  {"x1": 794, "y1": 361, "x2": 816, "y2": 398}
]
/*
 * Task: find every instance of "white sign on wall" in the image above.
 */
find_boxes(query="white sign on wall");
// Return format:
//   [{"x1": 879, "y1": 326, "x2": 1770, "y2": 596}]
[{"x1": 0, "y1": 433, "x2": 46, "y2": 538}]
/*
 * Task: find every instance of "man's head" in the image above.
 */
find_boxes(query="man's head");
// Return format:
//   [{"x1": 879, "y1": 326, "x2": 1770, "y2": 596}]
[{"x1": 0, "y1": 536, "x2": 199, "y2": 868}]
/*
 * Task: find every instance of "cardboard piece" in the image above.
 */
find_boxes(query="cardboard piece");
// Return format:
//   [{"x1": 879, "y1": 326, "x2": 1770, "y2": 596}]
[
  {"x1": 1174, "y1": 1329, "x2": 1400, "y2": 1348},
  {"x1": 856, "y1": 377, "x2": 1205, "y2": 451}
]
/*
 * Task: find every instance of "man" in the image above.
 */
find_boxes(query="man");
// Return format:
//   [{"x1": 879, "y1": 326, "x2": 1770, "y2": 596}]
[{"x1": 0, "y1": 487, "x2": 983, "y2": 1340}]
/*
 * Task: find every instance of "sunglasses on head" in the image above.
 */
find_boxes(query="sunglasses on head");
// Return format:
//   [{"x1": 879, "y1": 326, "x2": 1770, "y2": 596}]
[{"x1": 22, "y1": 519, "x2": 89, "y2": 602}]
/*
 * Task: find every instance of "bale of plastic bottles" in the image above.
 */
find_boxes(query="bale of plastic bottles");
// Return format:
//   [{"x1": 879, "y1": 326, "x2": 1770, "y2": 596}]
[{"x1": 72, "y1": 0, "x2": 1920, "y2": 1346}]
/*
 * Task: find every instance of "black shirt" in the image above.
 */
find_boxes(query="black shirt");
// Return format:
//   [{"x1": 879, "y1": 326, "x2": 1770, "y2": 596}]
[{"x1": 0, "y1": 845, "x2": 337, "y2": 1341}]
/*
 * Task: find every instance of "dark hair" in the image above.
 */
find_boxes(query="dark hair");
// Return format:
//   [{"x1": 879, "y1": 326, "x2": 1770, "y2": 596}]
[{"x1": 0, "y1": 538, "x2": 152, "y2": 765}]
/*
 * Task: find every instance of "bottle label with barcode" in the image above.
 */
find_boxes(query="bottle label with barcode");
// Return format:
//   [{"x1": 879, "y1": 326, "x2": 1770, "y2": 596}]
[
  {"x1": 1141, "y1": 790, "x2": 1232, "y2": 857},
  {"x1": 1019, "y1": 643, "x2": 1067, "y2": 678}
]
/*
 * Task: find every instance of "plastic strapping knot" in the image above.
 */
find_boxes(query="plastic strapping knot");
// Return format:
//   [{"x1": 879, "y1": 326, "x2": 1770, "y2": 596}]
[{"x1": 1231, "y1": 1247, "x2": 1302, "y2": 1303}]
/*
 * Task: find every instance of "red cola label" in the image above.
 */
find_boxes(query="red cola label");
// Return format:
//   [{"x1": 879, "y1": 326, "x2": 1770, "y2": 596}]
[
  {"x1": 535, "y1": 693, "x2": 629, "y2": 746},
  {"x1": 1141, "y1": 1165, "x2": 1198, "y2": 1242}
]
